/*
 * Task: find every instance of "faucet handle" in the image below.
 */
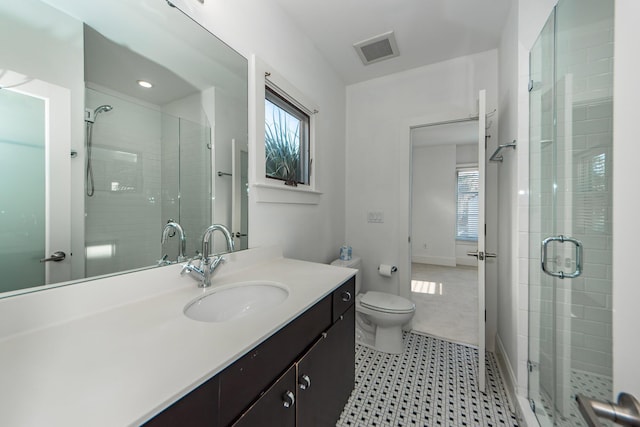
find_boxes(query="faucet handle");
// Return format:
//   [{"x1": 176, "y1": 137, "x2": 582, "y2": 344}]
[
  {"x1": 180, "y1": 263, "x2": 194, "y2": 276},
  {"x1": 211, "y1": 255, "x2": 225, "y2": 269}
]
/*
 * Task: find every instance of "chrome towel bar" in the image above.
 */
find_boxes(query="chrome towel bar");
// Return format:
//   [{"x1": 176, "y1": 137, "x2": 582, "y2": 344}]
[{"x1": 489, "y1": 140, "x2": 517, "y2": 162}]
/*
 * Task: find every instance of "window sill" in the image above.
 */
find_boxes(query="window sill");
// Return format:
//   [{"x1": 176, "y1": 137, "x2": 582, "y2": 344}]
[{"x1": 253, "y1": 182, "x2": 322, "y2": 205}]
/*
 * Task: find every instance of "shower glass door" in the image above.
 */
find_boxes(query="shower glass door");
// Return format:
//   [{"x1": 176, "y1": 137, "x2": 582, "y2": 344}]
[{"x1": 528, "y1": 0, "x2": 614, "y2": 426}]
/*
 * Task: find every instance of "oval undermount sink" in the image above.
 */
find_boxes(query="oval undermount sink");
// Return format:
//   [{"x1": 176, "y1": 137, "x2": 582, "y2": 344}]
[{"x1": 184, "y1": 281, "x2": 289, "y2": 323}]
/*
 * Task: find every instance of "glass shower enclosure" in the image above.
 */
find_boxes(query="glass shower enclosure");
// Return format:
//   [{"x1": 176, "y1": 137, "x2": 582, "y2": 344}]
[{"x1": 528, "y1": 0, "x2": 614, "y2": 425}]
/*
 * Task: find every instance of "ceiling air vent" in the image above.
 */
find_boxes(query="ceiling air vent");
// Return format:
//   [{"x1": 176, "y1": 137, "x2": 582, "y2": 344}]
[{"x1": 353, "y1": 31, "x2": 399, "y2": 65}]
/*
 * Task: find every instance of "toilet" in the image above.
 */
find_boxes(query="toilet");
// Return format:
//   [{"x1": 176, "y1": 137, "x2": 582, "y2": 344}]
[{"x1": 331, "y1": 256, "x2": 415, "y2": 354}]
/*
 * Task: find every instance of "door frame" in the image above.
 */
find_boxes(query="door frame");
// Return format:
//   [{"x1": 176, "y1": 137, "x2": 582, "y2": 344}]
[
  {"x1": 399, "y1": 95, "x2": 490, "y2": 391},
  {"x1": 0, "y1": 70, "x2": 72, "y2": 287}
]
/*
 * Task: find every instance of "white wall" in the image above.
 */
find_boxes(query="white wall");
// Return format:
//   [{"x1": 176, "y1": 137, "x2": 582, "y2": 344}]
[
  {"x1": 346, "y1": 50, "x2": 498, "y2": 349},
  {"x1": 411, "y1": 145, "x2": 456, "y2": 266},
  {"x1": 612, "y1": 0, "x2": 640, "y2": 398},
  {"x1": 173, "y1": 0, "x2": 347, "y2": 264},
  {"x1": 495, "y1": 0, "x2": 560, "y2": 403},
  {"x1": 411, "y1": 143, "x2": 478, "y2": 267},
  {"x1": 496, "y1": 0, "x2": 522, "y2": 399}
]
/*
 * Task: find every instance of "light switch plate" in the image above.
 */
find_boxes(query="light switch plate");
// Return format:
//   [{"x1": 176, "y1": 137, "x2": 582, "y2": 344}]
[{"x1": 367, "y1": 211, "x2": 384, "y2": 223}]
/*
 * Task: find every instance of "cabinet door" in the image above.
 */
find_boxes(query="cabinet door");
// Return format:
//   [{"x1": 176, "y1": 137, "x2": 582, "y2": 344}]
[
  {"x1": 219, "y1": 296, "x2": 331, "y2": 426},
  {"x1": 232, "y1": 365, "x2": 296, "y2": 427},
  {"x1": 333, "y1": 305, "x2": 355, "y2": 410},
  {"x1": 297, "y1": 305, "x2": 355, "y2": 426},
  {"x1": 143, "y1": 376, "x2": 219, "y2": 427}
]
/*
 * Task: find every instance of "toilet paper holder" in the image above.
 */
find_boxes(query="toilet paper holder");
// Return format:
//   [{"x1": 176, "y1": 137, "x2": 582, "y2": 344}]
[{"x1": 377, "y1": 265, "x2": 398, "y2": 273}]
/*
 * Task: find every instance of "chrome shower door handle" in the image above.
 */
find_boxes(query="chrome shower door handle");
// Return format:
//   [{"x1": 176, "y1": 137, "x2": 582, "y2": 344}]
[{"x1": 541, "y1": 235, "x2": 583, "y2": 279}]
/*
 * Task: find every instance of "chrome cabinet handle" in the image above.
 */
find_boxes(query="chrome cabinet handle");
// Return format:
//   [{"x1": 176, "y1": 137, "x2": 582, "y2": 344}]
[
  {"x1": 282, "y1": 390, "x2": 295, "y2": 408},
  {"x1": 541, "y1": 235, "x2": 583, "y2": 279},
  {"x1": 299, "y1": 374, "x2": 311, "y2": 390},
  {"x1": 485, "y1": 252, "x2": 497, "y2": 258},
  {"x1": 40, "y1": 251, "x2": 66, "y2": 263},
  {"x1": 341, "y1": 291, "x2": 352, "y2": 302}
]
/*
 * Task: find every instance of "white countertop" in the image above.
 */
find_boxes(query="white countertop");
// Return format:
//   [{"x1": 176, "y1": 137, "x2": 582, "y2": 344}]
[{"x1": 0, "y1": 248, "x2": 355, "y2": 426}]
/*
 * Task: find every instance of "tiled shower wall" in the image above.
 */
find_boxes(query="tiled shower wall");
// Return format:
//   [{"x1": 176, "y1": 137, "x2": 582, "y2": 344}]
[
  {"x1": 87, "y1": 87, "x2": 216, "y2": 274},
  {"x1": 557, "y1": 13, "x2": 614, "y2": 377},
  {"x1": 85, "y1": 88, "x2": 162, "y2": 277}
]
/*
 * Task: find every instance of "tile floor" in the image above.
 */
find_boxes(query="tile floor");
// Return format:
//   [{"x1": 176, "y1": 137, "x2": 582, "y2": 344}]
[
  {"x1": 537, "y1": 369, "x2": 613, "y2": 427},
  {"x1": 410, "y1": 264, "x2": 479, "y2": 346},
  {"x1": 337, "y1": 332, "x2": 519, "y2": 427}
]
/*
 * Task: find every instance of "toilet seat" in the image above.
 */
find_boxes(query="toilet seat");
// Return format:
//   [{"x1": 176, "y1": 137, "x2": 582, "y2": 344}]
[{"x1": 359, "y1": 291, "x2": 415, "y2": 314}]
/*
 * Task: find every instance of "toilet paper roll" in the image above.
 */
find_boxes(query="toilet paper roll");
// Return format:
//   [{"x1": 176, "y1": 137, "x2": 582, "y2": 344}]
[{"x1": 378, "y1": 264, "x2": 394, "y2": 277}]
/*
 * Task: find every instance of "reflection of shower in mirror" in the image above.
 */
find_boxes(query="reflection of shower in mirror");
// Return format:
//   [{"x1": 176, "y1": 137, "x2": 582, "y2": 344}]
[{"x1": 85, "y1": 104, "x2": 113, "y2": 196}]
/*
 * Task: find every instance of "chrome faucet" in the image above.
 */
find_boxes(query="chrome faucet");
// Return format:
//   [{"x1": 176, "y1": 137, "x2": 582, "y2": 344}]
[
  {"x1": 180, "y1": 224, "x2": 234, "y2": 288},
  {"x1": 202, "y1": 224, "x2": 235, "y2": 257},
  {"x1": 161, "y1": 221, "x2": 187, "y2": 262}
]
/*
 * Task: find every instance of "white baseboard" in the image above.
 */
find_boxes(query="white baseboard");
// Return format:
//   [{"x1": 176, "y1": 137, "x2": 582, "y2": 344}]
[{"x1": 495, "y1": 335, "x2": 539, "y2": 426}]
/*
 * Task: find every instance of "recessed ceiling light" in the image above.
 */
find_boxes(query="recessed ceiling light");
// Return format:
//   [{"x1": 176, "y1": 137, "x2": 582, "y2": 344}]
[{"x1": 137, "y1": 80, "x2": 153, "y2": 88}]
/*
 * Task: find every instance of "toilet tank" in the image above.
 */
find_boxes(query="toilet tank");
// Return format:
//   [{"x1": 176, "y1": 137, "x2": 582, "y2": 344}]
[{"x1": 330, "y1": 256, "x2": 361, "y2": 294}]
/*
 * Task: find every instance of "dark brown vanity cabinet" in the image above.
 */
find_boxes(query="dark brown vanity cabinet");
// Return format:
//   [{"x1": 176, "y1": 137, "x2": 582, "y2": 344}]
[
  {"x1": 147, "y1": 277, "x2": 355, "y2": 427},
  {"x1": 297, "y1": 305, "x2": 355, "y2": 426}
]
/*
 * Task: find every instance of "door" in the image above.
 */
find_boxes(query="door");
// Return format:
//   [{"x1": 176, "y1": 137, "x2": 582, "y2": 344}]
[
  {"x1": 476, "y1": 89, "x2": 487, "y2": 392},
  {"x1": 297, "y1": 306, "x2": 355, "y2": 426},
  {"x1": 231, "y1": 138, "x2": 249, "y2": 250},
  {"x1": 0, "y1": 70, "x2": 71, "y2": 293},
  {"x1": 528, "y1": 1, "x2": 615, "y2": 425},
  {"x1": 232, "y1": 364, "x2": 296, "y2": 427}
]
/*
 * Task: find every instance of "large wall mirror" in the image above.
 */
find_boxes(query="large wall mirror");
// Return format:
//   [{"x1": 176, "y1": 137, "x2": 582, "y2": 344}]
[{"x1": 0, "y1": 0, "x2": 249, "y2": 296}]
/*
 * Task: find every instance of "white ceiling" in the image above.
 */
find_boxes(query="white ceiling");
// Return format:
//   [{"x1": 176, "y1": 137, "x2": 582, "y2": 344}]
[{"x1": 272, "y1": 0, "x2": 511, "y2": 84}]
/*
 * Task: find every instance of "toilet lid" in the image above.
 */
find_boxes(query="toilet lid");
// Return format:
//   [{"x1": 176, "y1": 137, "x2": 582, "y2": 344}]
[{"x1": 360, "y1": 291, "x2": 415, "y2": 313}]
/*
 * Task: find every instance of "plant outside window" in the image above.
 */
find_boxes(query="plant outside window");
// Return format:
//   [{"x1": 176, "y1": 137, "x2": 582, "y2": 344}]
[{"x1": 265, "y1": 86, "x2": 309, "y2": 186}]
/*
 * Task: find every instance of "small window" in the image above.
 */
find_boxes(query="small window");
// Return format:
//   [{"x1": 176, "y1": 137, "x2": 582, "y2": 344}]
[
  {"x1": 265, "y1": 86, "x2": 310, "y2": 186},
  {"x1": 456, "y1": 169, "x2": 479, "y2": 241}
]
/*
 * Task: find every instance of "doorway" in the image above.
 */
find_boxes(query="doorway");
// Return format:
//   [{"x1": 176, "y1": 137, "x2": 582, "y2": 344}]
[
  {"x1": 409, "y1": 120, "x2": 480, "y2": 346},
  {"x1": 0, "y1": 71, "x2": 72, "y2": 293}
]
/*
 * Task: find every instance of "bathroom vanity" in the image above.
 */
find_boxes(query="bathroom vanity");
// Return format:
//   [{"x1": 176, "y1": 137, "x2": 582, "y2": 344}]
[
  {"x1": 0, "y1": 247, "x2": 356, "y2": 426},
  {"x1": 148, "y1": 278, "x2": 355, "y2": 426}
]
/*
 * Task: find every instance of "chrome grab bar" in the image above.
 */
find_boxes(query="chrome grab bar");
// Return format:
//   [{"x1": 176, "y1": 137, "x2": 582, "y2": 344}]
[
  {"x1": 577, "y1": 393, "x2": 640, "y2": 427},
  {"x1": 541, "y1": 235, "x2": 583, "y2": 279}
]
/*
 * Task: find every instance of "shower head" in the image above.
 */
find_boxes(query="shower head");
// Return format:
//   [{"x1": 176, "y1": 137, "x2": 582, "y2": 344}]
[
  {"x1": 94, "y1": 105, "x2": 113, "y2": 115},
  {"x1": 85, "y1": 104, "x2": 113, "y2": 123}
]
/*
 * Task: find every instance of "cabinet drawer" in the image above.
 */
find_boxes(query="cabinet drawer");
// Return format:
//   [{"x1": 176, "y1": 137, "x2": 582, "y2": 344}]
[
  {"x1": 219, "y1": 295, "x2": 331, "y2": 426},
  {"x1": 332, "y1": 277, "x2": 355, "y2": 322}
]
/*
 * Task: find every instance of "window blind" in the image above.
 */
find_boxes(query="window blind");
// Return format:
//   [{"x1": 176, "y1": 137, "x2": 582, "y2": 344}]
[{"x1": 456, "y1": 169, "x2": 479, "y2": 240}]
